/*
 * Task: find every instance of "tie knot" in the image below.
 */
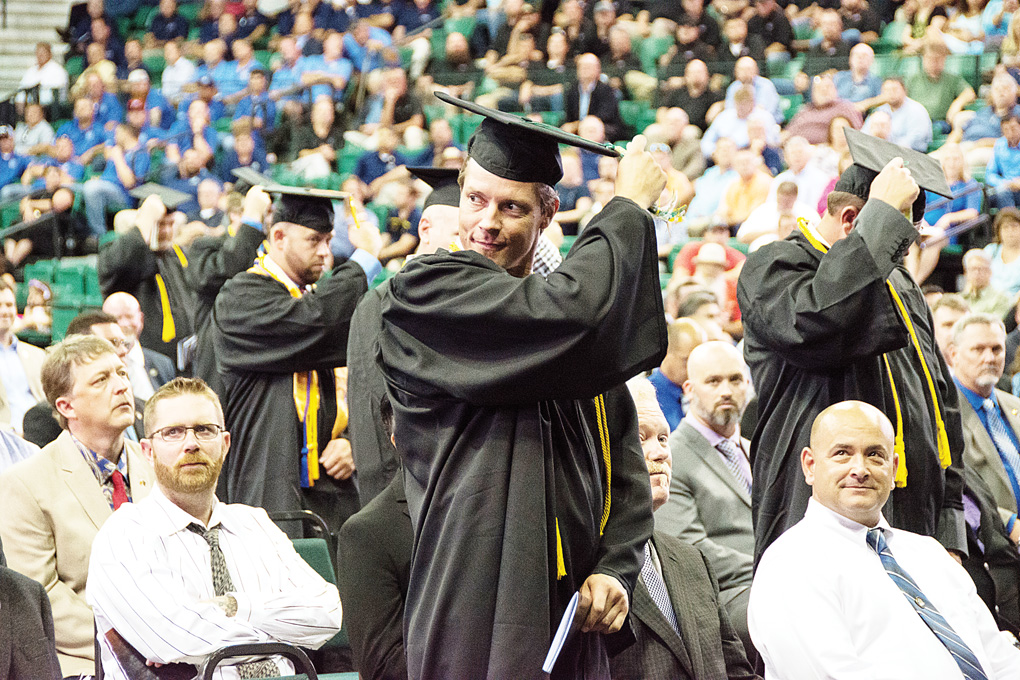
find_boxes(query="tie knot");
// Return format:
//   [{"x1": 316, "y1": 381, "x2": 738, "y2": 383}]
[
  {"x1": 982, "y1": 398, "x2": 996, "y2": 414},
  {"x1": 866, "y1": 527, "x2": 887, "y2": 554},
  {"x1": 188, "y1": 522, "x2": 220, "y2": 548},
  {"x1": 717, "y1": 439, "x2": 741, "y2": 459}
]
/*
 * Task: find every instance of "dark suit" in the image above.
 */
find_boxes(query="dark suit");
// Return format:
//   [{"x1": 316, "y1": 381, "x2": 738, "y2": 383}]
[
  {"x1": 959, "y1": 386, "x2": 1020, "y2": 527},
  {"x1": 0, "y1": 564, "x2": 62, "y2": 680},
  {"x1": 564, "y1": 79, "x2": 624, "y2": 141},
  {"x1": 609, "y1": 532, "x2": 758, "y2": 680},
  {"x1": 143, "y1": 347, "x2": 175, "y2": 390},
  {"x1": 21, "y1": 397, "x2": 146, "y2": 449},
  {"x1": 335, "y1": 473, "x2": 412, "y2": 680}
]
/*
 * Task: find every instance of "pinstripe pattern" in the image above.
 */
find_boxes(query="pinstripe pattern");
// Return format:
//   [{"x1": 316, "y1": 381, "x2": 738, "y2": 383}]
[
  {"x1": 87, "y1": 487, "x2": 342, "y2": 680},
  {"x1": 866, "y1": 528, "x2": 988, "y2": 680}
]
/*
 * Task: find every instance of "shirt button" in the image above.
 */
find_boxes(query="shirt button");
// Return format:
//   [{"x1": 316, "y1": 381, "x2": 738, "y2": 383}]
[{"x1": 915, "y1": 596, "x2": 926, "y2": 608}]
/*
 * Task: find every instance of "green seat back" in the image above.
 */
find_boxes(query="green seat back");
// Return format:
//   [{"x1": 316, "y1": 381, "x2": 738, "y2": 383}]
[{"x1": 290, "y1": 538, "x2": 349, "y2": 651}]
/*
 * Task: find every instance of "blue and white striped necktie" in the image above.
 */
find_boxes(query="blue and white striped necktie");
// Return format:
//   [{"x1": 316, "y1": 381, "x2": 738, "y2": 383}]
[{"x1": 866, "y1": 527, "x2": 988, "y2": 680}]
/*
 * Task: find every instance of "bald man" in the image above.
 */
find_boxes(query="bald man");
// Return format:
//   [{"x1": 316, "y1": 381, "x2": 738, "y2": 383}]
[
  {"x1": 102, "y1": 291, "x2": 175, "y2": 401},
  {"x1": 656, "y1": 341, "x2": 756, "y2": 660},
  {"x1": 648, "y1": 319, "x2": 708, "y2": 432},
  {"x1": 749, "y1": 401, "x2": 1020, "y2": 679}
]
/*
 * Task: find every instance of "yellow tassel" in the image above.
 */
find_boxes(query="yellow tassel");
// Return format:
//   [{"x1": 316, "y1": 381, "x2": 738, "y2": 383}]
[
  {"x1": 555, "y1": 519, "x2": 566, "y2": 580},
  {"x1": 154, "y1": 274, "x2": 176, "y2": 342},
  {"x1": 172, "y1": 243, "x2": 189, "y2": 268},
  {"x1": 595, "y1": 394, "x2": 611, "y2": 536},
  {"x1": 886, "y1": 282, "x2": 952, "y2": 470},
  {"x1": 883, "y1": 355, "x2": 908, "y2": 487},
  {"x1": 796, "y1": 217, "x2": 828, "y2": 253}
]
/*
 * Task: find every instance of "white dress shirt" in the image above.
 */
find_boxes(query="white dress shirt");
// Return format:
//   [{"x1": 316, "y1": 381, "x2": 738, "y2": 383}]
[
  {"x1": 17, "y1": 59, "x2": 68, "y2": 104},
  {"x1": 124, "y1": 342, "x2": 155, "y2": 401},
  {"x1": 748, "y1": 498, "x2": 1020, "y2": 679},
  {"x1": 87, "y1": 487, "x2": 342, "y2": 680}
]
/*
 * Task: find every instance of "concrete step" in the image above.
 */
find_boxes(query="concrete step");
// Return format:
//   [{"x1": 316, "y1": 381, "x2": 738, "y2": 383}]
[{"x1": 0, "y1": 0, "x2": 75, "y2": 96}]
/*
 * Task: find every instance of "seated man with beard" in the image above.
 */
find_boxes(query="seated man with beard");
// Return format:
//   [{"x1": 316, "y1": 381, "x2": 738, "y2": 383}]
[{"x1": 86, "y1": 377, "x2": 342, "y2": 679}]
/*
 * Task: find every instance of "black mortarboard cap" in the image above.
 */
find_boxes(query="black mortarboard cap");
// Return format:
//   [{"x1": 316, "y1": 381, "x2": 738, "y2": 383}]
[
  {"x1": 836, "y1": 129, "x2": 951, "y2": 217},
  {"x1": 408, "y1": 166, "x2": 460, "y2": 209},
  {"x1": 128, "y1": 183, "x2": 193, "y2": 210},
  {"x1": 434, "y1": 92, "x2": 620, "y2": 187},
  {"x1": 265, "y1": 184, "x2": 350, "y2": 234}
]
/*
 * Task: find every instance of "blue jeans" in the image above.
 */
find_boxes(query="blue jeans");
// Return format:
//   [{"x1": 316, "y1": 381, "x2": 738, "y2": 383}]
[{"x1": 83, "y1": 179, "x2": 129, "y2": 237}]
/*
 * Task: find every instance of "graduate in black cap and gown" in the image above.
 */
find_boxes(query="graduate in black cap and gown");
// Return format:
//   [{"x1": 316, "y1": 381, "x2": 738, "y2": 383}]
[
  {"x1": 347, "y1": 166, "x2": 463, "y2": 506},
  {"x1": 737, "y1": 130, "x2": 968, "y2": 566},
  {"x1": 378, "y1": 93, "x2": 669, "y2": 680},
  {"x1": 211, "y1": 186, "x2": 382, "y2": 533}
]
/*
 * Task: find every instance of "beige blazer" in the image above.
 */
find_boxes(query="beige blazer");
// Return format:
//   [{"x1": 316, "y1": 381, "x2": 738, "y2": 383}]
[
  {"x1": 0, "y1": 340, "x2": 45, "y2": 429},
  {"x1": 960, "y1": 387, "x2": 1020, "y2": 528},
  {"x1": 0, "y1": 430, "x2": 154, "y2": 677}
]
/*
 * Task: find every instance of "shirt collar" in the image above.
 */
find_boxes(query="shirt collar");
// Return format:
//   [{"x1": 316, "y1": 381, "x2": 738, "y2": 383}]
[
  {"x1": 149, "y1": 484, "x2": 228, "y2": 536},
  {"x1": 127, "y1": 341, "x2": 145, "y2": 367},
  {"x1": 800, "y1": 218, "x2": 832, "y2": 248},
  {"x1": 70, "y1": 432, "x2": 128, "y2": 481},
  {"x1": 804, "y1": 496, "x2": 891, "y2": 541},
  {"x1": 683, "y1": 412, "x2": 741, "y2": 448},
  {"x1": 955, "y1": 379, "x2": 996, "y2": 412}
]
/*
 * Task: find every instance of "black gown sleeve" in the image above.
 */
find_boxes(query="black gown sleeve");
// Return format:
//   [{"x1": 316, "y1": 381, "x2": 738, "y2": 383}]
[
  {"x1": 97, "y1": 227, "x2": 159, "y2": 296},
  {"x1": 737, "y1": 200, "x2": 917, "y2": 370},
  {"x1": 382, "y1": 197, "x2": 667, "y2": 406},
  {"x1": 213, "y1": 262, "x2": 368, "y2": 375},
  {"x1": 185, "y1": 223, "x2": 265, "y2": 299}
]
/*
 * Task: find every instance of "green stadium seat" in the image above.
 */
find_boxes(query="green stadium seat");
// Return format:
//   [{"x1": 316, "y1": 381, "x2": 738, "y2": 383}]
[
  {"x1": 143, "y1": 54, "x2": 166, "y2": 76},
  {"x1": 338, "y1": 144, "x2": 365, "y2": 176},
  {"x1": 451, "y1": 114, "x2": 483, "y2": 146},
  {"x1": 178, "y1": 2, "x2": 200, "y2": 22},
  {"x1": 135, "y1": 5, "x2": 158, "y2": 30},
  {"x1": 64, "y1": 56, "x2": 85, "y2": 81},
  {"x1": 445, "y1": 15, "x2": 476, "y2": 38},
  {"x1": 779, "y1": 94, "x2": 803, "y2": 123},
  {"x1": 559, "y1": 234, "x2": 577, "y2": 258},
  {"x1": 429, "y1": 27, "x2": 447, "y2": 62},
  {"x1": 23, "y1": 260, "x2": 57, "y2": 285},
  {"x1": 638, "y1": 35, "x2": 673, "y2": 75},
  {"x1": 371, "y1": 203, "x2": 389, "y2": 229},
  {"x1": 540, "y1": 110, "x2": 565, "y2": 127}
]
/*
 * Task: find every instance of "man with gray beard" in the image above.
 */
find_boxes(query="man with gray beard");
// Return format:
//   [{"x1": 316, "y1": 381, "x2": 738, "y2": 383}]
[{"x1": 655, "y1": 341, "x2": 756, "y2": 659}]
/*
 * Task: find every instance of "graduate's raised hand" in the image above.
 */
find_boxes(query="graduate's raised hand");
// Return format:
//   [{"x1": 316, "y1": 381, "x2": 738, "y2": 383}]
[
  {"x1": 870, "y1": 157, "x2": 919, "y2": 215},
  {"x1": 136, "y1": 195, "x2": 167, "y2": 249},
  {"x1": 349, "y1": 208, "x2": 383, "y2": 258},
  {"x1": 242, "y1": 186, "x2": 272, "y2": 227},
  {"x1": 614, "y1": 135, "x2": 667, "y2": 210},
  {"x1": 577, "y1": 573, "x2": 629, "y2": 634}
]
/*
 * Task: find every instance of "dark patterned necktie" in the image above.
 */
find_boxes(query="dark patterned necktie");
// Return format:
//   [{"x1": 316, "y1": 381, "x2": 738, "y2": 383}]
[
  {"x1": 640, "y1": 543, "x2": 681, "y2": 637},
  {"x1": 866, "y1": 528, "x2": 988, "y2": 680},
  {"x1": 715, "y1": 439, "x2": 752, "y2": 495},
  {"x1": 187, "y1": 523, "x2": 280, "y2": 679}
]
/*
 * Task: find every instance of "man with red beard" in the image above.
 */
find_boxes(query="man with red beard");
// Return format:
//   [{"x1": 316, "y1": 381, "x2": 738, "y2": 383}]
[{"x1": 86, "y1": 377, "x2": 342, "y2": 679}]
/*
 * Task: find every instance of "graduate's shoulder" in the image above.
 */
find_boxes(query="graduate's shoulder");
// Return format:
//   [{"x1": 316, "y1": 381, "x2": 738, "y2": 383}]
[
  {"x1": 387, "y1": 248, "x2": 505, "y2": 300},
  {"x1": 739, "y1": 232, "x2": 821, "y2": 287}
]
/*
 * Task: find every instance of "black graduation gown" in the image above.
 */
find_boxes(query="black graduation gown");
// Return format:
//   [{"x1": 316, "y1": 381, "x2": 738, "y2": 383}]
[
  {"x1": 378, "y1": 197, "x2": 666, "y2": 680},
  {"x1": 737, "y1": 199, "x2": 966, "y2": 567},
  {"x1": 184, "y1": 223, "x2": 265, "y2": 398},
  {"x1": 347, "y1": 282, "x2": 401, "y2": 506},
  {"x1": 211, "y1": 260, "x2": 368, "y2": 525},
  {"x1": 98, "y1": 227, "x2": 196, "y2": 363}
]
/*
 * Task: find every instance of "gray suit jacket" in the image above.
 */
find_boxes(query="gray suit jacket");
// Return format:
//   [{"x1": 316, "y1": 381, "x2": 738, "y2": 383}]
[
  {"x1": 143, "y1": 347, "x2": 176, "y2": 390},
  {"x1": 609, "y1": 532, "x2": 759, "y2": 680},
  {"x1": 959, "y1": 386, "x2": 1020, "y2": 527},
  {"x1": 657, "y1": 418, "x2": 754, "y2": 592}
]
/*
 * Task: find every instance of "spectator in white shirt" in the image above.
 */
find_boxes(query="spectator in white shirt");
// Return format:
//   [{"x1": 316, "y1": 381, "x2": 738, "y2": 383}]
[
  {"x1": 87, "y1": 377, "x2": 342, "y2": 679},
  {"x1": 161, "y1": 39, "x2": 196, "y2": 104},
  {"x1": 864, "y1": 77, "x2": 934, "y2": 152},
  {"x1": 766, "y1": 136, "x2": 832, "y2": 209},
  {"x1": 748, "y1": 400, "x2": 1020, "y2": 679},
  {"x1": 13, "y1": 103, "x2": 55, "y2": 156},
  {"x1": 102, "y1": 292, "x2": 175, "y2": 402},
  {"x1": 16, "y1": 42, "x2": 68, "y2": 108}
]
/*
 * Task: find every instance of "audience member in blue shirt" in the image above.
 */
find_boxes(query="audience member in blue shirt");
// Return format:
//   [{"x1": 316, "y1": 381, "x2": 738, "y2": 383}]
[
  {"x1": 686, "y1": 138, "x2": 740, "y2": 221},
  {"x1": 302, "y1": 33, "x2": 353, "y2": 101},
  {"x1": 0, "y1": 128, "x2": 31, "y2": 201},
  {"x1": 235, "y1": 0, "x2": 269, "y2": 41},
  {"x1": 56, "y1": 97, "x2": 105, "y2": 160},
  {"x1": 82, "y1": 124, "x2": 150, "y2": 236},
  {"x1": 922, "y1": 144, "x2": 981, "y2": 246},
  {"x1": 982, "y1": 0, "x2": 1014, "y2": 38},
  {"x1": 81, "y1": 73, "x2": 125, "y2": 131},
  {"x1": 987, "y1": 112, "x2": 1020, "y2": 208},
  {"x1": 343, "y1": 20, "x2": 400, "y2": 73},
  {"x1": 354, "y1": 128, "x2": 409, "y2": 189},
  {"x1": 230, "y1": 39, "x2": 263, "y2": 90},
  {"x1": 161, "y1": 149, "x2": 216, "y2": 216},
  {"x1": 217, "y1": 130, "x2": 268, "y2": 183},
  {"x1": 833, "y1": 44, "x2": 882, "y2": 104},
  {"x1": 166, "y1": 99, "x2": 219, "y2": 169},
  {"x1": 864, "y1": 78, "x2": 932, "y2": 152},
  {"x1": 147, "y1": 0, "x2": 189, "y2": 43},
  {"x1": 958, "y1": 73, "x2": 1020, "y2": 143},
  {"x1": 269, "y1": 37, "x2": 307, "y2": 102},
  {"x1": 176, "y1": 78, "x2": 227, "y2": 122},
  {"x1": 194, "y1": 39, "x2": 244, "y2": 96},
  {"x1": 233, "y1": 70, "x2": 277, "y2": 132},
  {"x1": 32, "y1": 135, "x2": 85, "y2": 189},
  {"x1": 355, "y1": 0, "x2": 397, "y2": 29},
  {"x1": 395, "y1": 0, "x2": 441, "y2": 34}
]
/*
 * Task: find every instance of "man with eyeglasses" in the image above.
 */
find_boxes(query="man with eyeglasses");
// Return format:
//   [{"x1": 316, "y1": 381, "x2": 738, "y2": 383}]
[
  {"x1": 0, "y1": 334, "x2": 156, "y2": 679},
  {"x1": 86, "y1": 377, "x2": 342, "y2": 679}
]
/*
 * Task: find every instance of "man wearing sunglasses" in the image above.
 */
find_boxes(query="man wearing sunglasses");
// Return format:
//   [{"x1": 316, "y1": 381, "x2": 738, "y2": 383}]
[{"x1": 86, "y1": 377, "x2": 341, "y2": 680}]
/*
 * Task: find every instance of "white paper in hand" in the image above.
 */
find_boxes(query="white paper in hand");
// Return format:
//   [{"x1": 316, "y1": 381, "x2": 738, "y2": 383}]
[{"x1": 543, "y1": 591, "x2": 581, "y2": 674}]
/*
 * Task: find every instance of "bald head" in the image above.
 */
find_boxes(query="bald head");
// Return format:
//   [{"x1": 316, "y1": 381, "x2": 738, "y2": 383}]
[
  {"x1": 684, "y1": 341, "x2": 749, "y2": 437},
  {"x1": 661, "y1": 318, "x2": 708, "y2": 384},
  {"x1": 803, "y1": 401, "x2": 897, "y2": 526},
  {"x1": 102, "y1": 292, "x2": 144, "y2": 349},
  {"x1": 627, "y1": 376, "x2": 672, "y2": 511}
]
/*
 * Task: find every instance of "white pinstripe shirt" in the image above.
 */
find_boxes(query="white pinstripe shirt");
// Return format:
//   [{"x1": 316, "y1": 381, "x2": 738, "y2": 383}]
[{"x1": 86, "y1": 487, "x2": 342, "y2": 680}]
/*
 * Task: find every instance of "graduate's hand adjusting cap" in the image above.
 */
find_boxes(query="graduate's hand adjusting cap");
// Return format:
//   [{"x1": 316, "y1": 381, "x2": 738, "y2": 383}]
[
  {"x1": 434, "y1": 91, "x2": 620, "y2": 188},
  {"x1": 836, "y1": 128, "x2": 951, "y2": 217},
  {"x1": 408, "y1": 166, "x2": 461, "y2": 209}
]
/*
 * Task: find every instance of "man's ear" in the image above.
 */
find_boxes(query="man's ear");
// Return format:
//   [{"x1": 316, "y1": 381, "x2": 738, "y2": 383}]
[
  {"x1": 839, "y1": 205, "x2": 858, "y2": 236},
  {"x1": 801, "y1": 446, "x2": 816, "y2": 486},
  {"x1": 140, "y1": 438, "x2": 155, "y2": 466},
  {"x1": 54, "y1": 396, "x2": 74, "y2": 423}
]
